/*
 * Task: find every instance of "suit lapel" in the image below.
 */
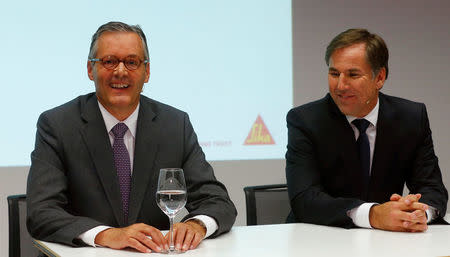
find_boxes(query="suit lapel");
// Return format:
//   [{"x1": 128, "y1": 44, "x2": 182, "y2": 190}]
[
  {"x1": 327, "y1": 94, "x2": 365, "y2": 196},
  {"x1": 371, "y1": 94, "x2": 395, "y2": 190},
  {"x1": 328, "y1": 94, "x2": 360, "y2": 166},
  {"x1": 128, "y1": 97, "x2": 159, "y2": 224},
  {"x1": 79, "y1": 95, "x2": 125, "y2": 226}
]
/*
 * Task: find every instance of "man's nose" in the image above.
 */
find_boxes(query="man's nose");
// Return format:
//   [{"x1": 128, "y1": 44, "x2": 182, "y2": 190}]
[
  {"x1": 336, "y1": 73, "x2": 348, "y2": 90},
  {"x1": 113, "y1": 62, "x2": 128, "y2": 77}
]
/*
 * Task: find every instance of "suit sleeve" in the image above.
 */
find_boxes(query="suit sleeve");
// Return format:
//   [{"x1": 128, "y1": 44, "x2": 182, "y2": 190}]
[
  {"x1": 180, "y1": 113, "x2": 237, "y2": 237},
  {"x1": 285, "y1": 109, "x2": 364, "y2": 228},
  {"x1": 406, "y1": 104, "x2": 448, "y2": 219},
  {"x1": 27, "y1": 113, "x2": 103, "y2": 246}
]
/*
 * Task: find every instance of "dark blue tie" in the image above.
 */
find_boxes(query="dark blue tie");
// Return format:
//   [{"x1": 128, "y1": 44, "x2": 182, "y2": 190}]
[
  {"x1": 111, "y1": 123, "x2": 131, "y2": 224},
  {"x1": 352, "y1": 119, "x2": 371, "y2": 199}
]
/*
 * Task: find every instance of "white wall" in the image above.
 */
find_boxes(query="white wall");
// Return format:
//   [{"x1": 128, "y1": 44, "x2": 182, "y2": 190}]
[{"x1": 1, "y1": 1, "x2": 450, "y2": 256}]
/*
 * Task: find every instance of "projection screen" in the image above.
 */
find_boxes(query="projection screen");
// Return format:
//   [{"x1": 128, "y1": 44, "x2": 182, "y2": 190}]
[{"x1": 0, "y1": 0, "x2": 292, "y2": 166}]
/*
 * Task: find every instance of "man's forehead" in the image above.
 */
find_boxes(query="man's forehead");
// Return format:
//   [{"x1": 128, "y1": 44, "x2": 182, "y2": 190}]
[
  {"x1": 328, "y1": 44, "x2": 370, "y2": 71},
  {"x1": 97, "y1": 31, "x2": 141, "y2": 44}
]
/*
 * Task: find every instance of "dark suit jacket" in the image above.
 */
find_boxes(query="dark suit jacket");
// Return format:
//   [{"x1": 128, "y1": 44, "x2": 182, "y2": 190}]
[
  {"x1": 285, "y1": 93, "x2": 448, "y2": 228},
  {"x1": 27, "y1": 93, "x2": 236, "y2": 246}
]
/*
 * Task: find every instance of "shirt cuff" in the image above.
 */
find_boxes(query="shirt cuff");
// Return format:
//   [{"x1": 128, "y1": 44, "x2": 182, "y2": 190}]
[
  {"x1": 426, "y1": 205, "x2": 438, "y2": 223},
  {"x1": 77, "y1": 225, "x2": 112, "y2": 247},
  {"x1": 186, "y1": 215, "x2": 218, "y2": 238},
  {"x1": 347, "y1": 202, "x2": 377, "y2": 228}
]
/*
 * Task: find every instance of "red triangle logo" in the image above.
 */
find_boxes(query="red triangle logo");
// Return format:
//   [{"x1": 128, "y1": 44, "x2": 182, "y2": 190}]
[{"x1": 244, "y1": 115, "x2": 275, "y2": 145}]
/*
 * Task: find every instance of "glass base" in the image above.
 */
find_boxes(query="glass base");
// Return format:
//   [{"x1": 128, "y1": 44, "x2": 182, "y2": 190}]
[{"x1": 160, "y1": 247, "x2": 184, "y2": 254}]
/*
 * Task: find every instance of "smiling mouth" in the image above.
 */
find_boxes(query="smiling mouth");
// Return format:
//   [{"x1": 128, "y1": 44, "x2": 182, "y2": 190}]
[
  {"x1": 338, "y1": 94, "x2": 355, "y2": 99},
  {"x1": 110, "y1": 84, "x2": 129, "y2": 89}
]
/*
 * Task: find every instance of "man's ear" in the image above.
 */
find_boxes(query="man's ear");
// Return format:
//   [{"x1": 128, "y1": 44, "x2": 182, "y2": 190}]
[
  {"x1": 375, "y1": 67, "x2": 386, "y2": 90},
  {"x1": 87, "y1": 61, "x2": 94, "y2": 81},
  {"x1": 144, "y1": 62, "x2": 150, "y2": 83}
]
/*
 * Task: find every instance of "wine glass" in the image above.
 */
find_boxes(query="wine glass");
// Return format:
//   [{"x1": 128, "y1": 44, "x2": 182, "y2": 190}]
[{"x1": 156, "y1": 168, "x2": 187, "y2": 253}]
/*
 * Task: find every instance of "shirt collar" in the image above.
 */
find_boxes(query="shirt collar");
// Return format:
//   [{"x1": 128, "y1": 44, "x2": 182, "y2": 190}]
[
  {"x1": 97, "y1": 101, "x2": 139, "y2": 138},
  {"x1": 345, "y1": 98, "x2": 379, "y2": 127}
]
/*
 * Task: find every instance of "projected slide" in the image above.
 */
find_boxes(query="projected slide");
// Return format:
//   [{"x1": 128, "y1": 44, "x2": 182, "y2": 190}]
[{"x1": 0, "y1": 0, "x2": 292, "y2": 165}]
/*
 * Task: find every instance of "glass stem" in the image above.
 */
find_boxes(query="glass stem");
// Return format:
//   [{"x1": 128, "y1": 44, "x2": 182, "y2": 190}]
[{"x1": 169, "y1": 215, "x2": 175, "y2": 251}]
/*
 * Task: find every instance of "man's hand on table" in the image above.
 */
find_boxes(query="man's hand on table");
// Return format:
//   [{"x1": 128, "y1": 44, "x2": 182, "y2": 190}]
[
  {"x1": 94, "y1": 223, "x2": 168, "y2": 253},
  {"x1": 369, "y1": 193, "x2": 428, "y2": 232},
  {"x1": 94, "y1": 220, "x2": 206, "y2": 253},
  {"x1": 166, "y1": 220, "x2": 207, "y2": 252}
]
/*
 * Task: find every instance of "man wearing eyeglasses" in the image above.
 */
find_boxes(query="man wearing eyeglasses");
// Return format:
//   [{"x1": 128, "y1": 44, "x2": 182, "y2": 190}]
[{"x1": 27, "y1": 21, "x2": 236, "y2": 253}]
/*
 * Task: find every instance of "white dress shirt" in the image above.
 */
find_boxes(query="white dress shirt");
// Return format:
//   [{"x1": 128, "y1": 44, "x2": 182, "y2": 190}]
[
  {"x1": 78, "y1": 101, "x2": 217, "y2": 246},
  {"x1": 346, "y1": 99, "x2": 436, "y2": 228}
]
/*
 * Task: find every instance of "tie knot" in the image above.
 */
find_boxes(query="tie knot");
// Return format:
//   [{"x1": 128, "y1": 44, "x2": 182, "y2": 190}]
[
  {"x1": 352, "y1": 119, "x2": 370, "y2": 134},
  {"x1": 112, "y1": 123, "x2": 128, "y2": 138}
]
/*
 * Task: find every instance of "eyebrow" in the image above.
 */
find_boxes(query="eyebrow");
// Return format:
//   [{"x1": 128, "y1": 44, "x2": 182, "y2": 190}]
[
  {"x1": 328, "y1": 67, "x2": 362, "y2": 73},
  {"x1": 328, "y1": 67, "x2": 339, "y2": 72},
  {"x1": 348, "y1": 68, "x2": 362, "y2": 73}
]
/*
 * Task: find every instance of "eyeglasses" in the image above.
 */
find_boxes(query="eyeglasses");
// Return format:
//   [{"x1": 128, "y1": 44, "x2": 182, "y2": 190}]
[{"x1": 89, "y1": 55, "x2": 149, "y2": 70}]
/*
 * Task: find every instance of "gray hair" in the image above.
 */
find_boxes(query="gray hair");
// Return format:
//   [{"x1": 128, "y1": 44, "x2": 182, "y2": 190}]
[{"x1": 88, "y1": 21, "x2": 149, "y2": 60}]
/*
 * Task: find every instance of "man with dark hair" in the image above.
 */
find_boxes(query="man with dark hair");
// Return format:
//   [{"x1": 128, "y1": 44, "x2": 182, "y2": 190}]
[
  {"x1": 285, "y1": 28, "x2": 447, "y2": 232},
  {"x1": 27, "y1": 21, "x2": 236, "y2": 253}
]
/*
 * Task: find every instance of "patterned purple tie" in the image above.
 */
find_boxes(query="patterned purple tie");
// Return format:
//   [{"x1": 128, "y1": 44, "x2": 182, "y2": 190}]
[{"x1": 111, "y1": 123, "x2": 131, "y2": 224}]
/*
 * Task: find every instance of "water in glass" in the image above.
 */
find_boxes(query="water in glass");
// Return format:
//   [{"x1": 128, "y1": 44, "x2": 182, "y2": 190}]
[{"x1": 156, "y1": 168, "x2": 187, "y2": 254}]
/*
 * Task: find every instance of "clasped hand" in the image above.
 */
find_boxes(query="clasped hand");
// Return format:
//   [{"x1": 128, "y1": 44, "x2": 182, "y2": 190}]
[
  {"x1": 94, "y1": 220, "x2": 206, "y2": 253},
  {"x1": 369, "y1": 193, "x2": 429, "y2": 232}
]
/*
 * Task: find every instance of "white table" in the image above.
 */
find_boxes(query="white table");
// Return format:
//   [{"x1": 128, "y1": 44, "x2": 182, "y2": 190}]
[{"x1": 34, "y1": 223, "x2": 450, "y2": 257}]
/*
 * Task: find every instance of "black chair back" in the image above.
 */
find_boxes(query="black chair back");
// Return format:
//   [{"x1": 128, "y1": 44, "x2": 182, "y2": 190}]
[
  {"x1": 243, "y1": 184, "x2": 290, "y2": 225},
  {"x1": 7, "y1": 194, "x2": 40, "y2": 257}
]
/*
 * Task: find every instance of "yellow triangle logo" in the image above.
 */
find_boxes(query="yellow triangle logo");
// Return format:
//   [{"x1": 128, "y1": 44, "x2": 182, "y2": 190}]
[{"x1": 244, "y1": 115, "x2": 275, "y2": 145}]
